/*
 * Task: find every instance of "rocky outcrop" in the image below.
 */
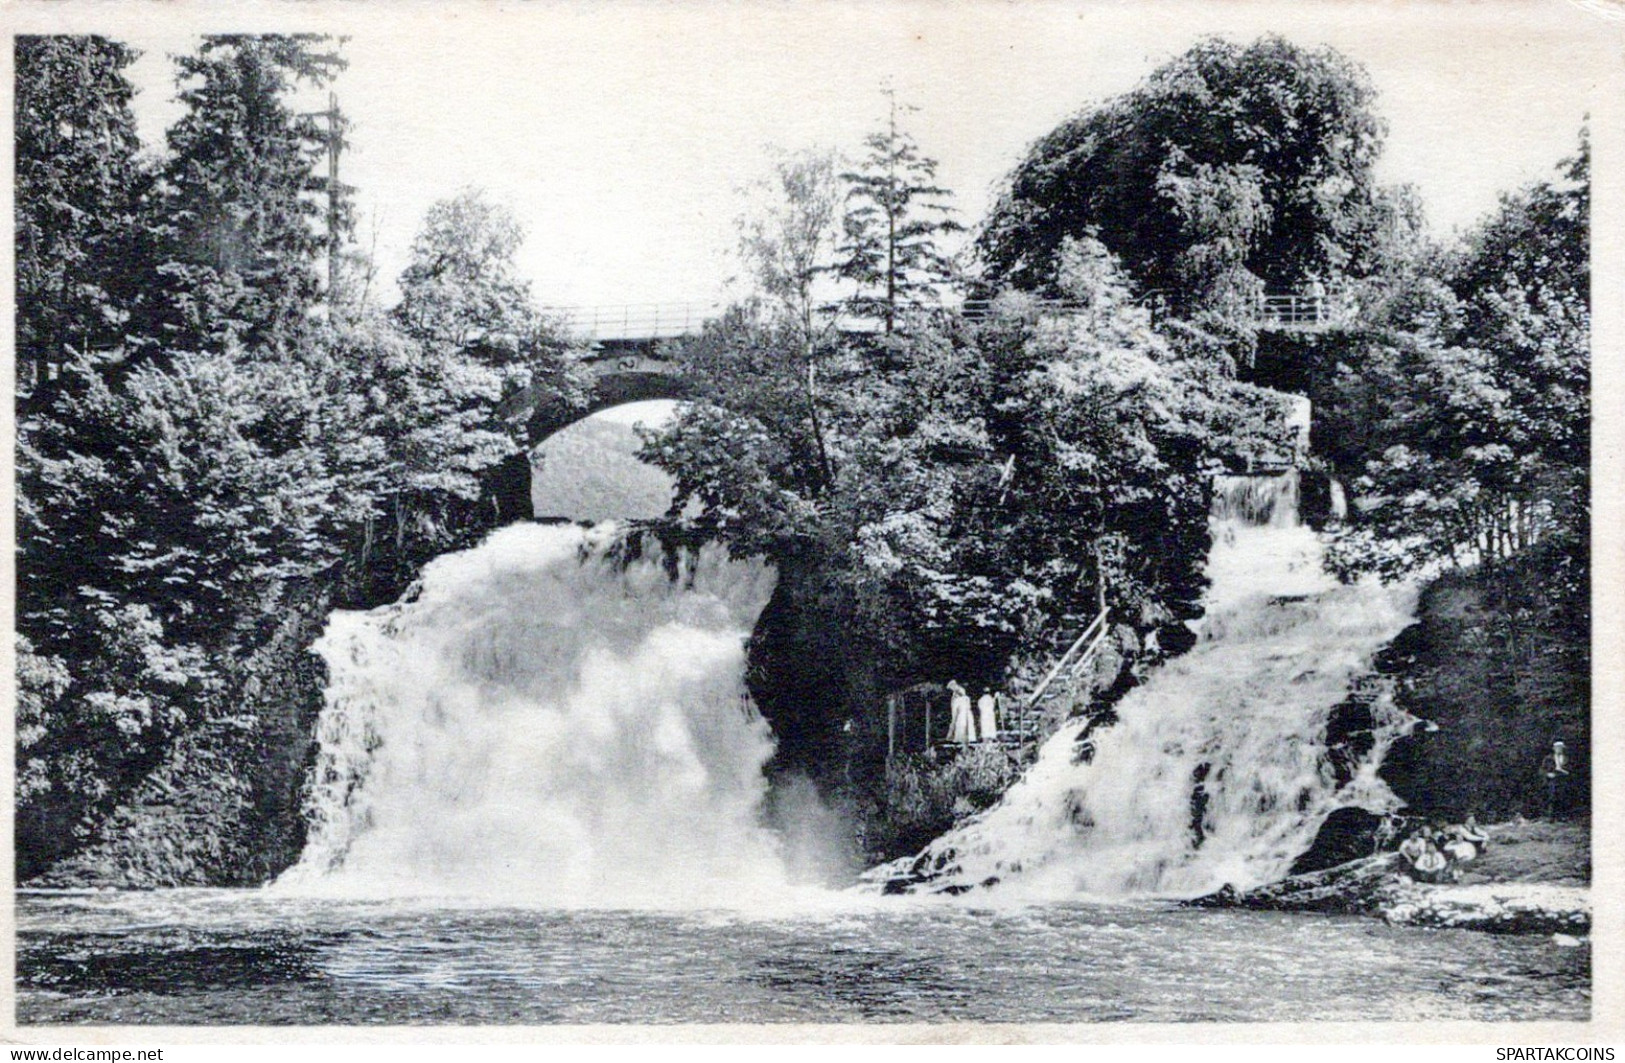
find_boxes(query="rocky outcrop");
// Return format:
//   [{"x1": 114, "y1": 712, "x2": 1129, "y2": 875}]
[
  {"x1": 1191, "y1": 853, "x2": 1402, "y2": 915},
  {"x1": 1192, "y1": 851, "x2": 1591, "y2": 935},
  {"x1": 1379, "y1": 881, "x2": 1590, "y2": 934}
]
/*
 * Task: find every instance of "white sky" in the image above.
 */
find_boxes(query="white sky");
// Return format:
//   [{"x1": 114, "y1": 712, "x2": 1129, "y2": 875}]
[{"x1": 23, "y1": 0, "x2": 1616, "y2": 308}]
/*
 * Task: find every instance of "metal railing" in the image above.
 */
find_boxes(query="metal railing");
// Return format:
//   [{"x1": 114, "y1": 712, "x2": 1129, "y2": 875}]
[
  {"x1": 538, "y1": 301, "x2": 721, "y2": 342},
  {"x1": 1253, "y1": 294, "x2": 1351, "y2": 330},
  {"x1": 1025, "y1": 605, "x2": 1112, "y2": 710},
  {"x1": 958, "y1": 298, "x2": 1093, "y2": 322},
  {"x1": 539, "y1": 288, "x2": 1355, "y2": 342}
]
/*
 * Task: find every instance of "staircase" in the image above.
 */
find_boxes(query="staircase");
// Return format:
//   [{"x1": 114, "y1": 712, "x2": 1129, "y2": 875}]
[{"x1": 1004, "y1": 604, "x2": 1113, "y2": 758}]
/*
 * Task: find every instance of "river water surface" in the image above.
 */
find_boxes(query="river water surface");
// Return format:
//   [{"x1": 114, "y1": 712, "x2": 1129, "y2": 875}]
[{"x1": 17, "y1": 890, "x2": 1589, "y2": 1024}]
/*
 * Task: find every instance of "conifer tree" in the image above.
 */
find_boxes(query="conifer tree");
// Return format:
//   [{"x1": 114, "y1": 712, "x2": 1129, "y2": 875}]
[
  {"x1": 149, "y1": 34, "x2": 348, "y2": 356},
  {"x1": 835, "y1": 95, "x2": 963, "y2": 334},
  {"x1": 14, "y1": 35, "x2": 147, "y2": 395}
]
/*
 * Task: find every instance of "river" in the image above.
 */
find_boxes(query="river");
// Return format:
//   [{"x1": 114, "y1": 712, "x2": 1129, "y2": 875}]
[{"x1": 16, "y1": 889, "x2": 1590, "y2": 1024}]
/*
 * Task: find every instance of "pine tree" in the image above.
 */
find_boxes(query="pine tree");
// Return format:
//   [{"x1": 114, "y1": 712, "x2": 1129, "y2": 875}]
[
  {"x1": 835, "y1": 95, "x2": 963, "y2": 334},
  {"x1": 149, "y1": 34, "x2": 347, "y2": 356},
  {"x1": 14, "y1": 35, "x2": 148, "y2": 395}
]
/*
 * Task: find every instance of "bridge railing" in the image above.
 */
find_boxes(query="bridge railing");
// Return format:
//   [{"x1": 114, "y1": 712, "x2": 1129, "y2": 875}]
[
  {"x1": 542, "y1": 289, "x2": 1357, "y2": 342},
  {"x1": 958, "y1": 298, "x2": 1092, "y2": 322},
  {"x1": 539, "y1": 301, "x2": 723, "y2": 342}
]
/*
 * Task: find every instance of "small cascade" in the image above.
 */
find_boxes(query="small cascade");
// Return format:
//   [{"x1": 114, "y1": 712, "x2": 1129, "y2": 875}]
[
  {"x1": 890, "y1": 471, "x2": 1418, "y2": 900},
  {"x1": 277, "y1": 523, "x2": 790, "y2": 906}
]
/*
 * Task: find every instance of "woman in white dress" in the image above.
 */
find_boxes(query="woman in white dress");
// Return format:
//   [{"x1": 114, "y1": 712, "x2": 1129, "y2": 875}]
[
  {"x1": 946, "y1": 680, "x2": 976, "y2": 744},
  {"x1": 977, "y1": 689, "x2": 999, "y2": 741}
]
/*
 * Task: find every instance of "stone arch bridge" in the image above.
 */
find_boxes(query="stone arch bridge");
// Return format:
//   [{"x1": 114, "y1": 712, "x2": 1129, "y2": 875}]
[
  {"x1": 483, "y1": 303, "x2": 711, "y2": 521},
  {"x1": 484, "y1": 295, "x2": 1341, "y2": 518}
]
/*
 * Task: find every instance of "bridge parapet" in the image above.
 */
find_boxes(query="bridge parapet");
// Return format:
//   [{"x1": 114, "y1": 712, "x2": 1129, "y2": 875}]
[
  {"x1": 541, "y1": 302, "x2": 722, "y2": 343},
  {"x1": 540, "y1": 289, "x2": 1354, "y2": 344}
]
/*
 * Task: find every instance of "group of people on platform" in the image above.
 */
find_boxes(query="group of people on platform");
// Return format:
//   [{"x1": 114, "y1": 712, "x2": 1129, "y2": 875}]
[
  {"x1": 1389, "y1": 815, "x2": 1491, "y2": 884},
  {"x1": 944, "y1": 679, "x2": 1006, "y2": 745}
]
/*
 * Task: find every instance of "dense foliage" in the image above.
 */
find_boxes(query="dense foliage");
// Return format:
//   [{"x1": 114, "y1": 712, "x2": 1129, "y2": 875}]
[
  {"x1": 15, "y1": 36, "x2": 586, "y2": 882},
  {"x1": 647, "y1": 127, "x2": 1288, "y2": 797},
  {"x1": 644, "y1": 51, "x2": 1588, "y2": 840},
  {"x1": 977, "y1": 36, "x2": 1388, "y2": 323},
  {"x1": 1324, "y1": 133, "x2": 1588, "y2": 583}
]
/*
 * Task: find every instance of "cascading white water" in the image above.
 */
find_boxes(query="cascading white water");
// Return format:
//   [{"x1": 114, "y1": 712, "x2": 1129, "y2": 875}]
[
  {"x1": 277, "y1": 522, "x2": 791, "y2": 907},
  {"x1": 902, "y1": 470, "x2": 1419, "y2": 900}
]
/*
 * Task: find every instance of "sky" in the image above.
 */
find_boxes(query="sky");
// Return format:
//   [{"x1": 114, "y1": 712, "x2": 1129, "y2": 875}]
[{"x1": 28, "y1": 0, "x2": 1617, "y2": 309}]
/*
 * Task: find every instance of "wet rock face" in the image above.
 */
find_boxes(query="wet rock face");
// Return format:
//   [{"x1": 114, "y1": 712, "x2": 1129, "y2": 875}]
[
  {"x1": 1288, "y1": 807, "x2": 1384, "y2": 876},
  {"x1": 1189, "y1": 853, "x2": 1400, "y2": 915}
]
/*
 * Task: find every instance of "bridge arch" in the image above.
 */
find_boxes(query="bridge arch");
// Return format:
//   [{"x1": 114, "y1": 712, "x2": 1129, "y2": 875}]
[
  {"x1": 560, "y1": 364, "x2": 689, "y2": 438},
  {"x1": 480, "y1": 340, "x2": 690, "y2": 524}
]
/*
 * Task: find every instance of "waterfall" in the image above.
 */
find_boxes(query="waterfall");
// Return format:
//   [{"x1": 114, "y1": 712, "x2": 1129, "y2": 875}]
[
  {"x1": 895, "y1": 470, "x2": 1419, "y2": 900},
  {"x1": 277, "y1": 523, "x2": 790, "y2": 906}
]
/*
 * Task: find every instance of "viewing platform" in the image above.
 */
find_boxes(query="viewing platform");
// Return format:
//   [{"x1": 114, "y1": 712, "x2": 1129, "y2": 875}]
[{"x1": 1251, "y1": 292, "x2": 1355, "y2": 331}]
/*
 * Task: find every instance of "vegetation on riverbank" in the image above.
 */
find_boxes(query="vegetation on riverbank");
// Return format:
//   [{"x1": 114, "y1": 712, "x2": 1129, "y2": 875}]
[{"x1": 1379, "y1": 545, "x2": 1589, "y2": 823}]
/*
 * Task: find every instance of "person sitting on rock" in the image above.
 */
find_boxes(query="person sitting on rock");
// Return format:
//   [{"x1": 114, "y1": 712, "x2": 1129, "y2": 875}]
[
  {"x1": 1443, "y1": 815, "x2": 1489, "y2": 864},
  {"x1": 1397, "y1": 830, "x2": 1429, "y2": 873},
  {"x1": 1398, "y1": 828, "x2": 1451, "y2": 884},
  {"x1": 1442, "y1": 832, "x2": 1477, "y2": 865},
  {"x1": 1412, "y1": 833, "x2": 1451, "y2": 884},
  {"x1": 1460, "y1": 814, "x2": 1489, "y2": 847}
]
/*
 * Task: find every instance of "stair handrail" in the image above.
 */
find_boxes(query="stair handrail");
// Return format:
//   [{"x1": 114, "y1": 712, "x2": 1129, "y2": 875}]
[{"x1": 1026, "y1": 605, "x2": 1110, "y2": 707}]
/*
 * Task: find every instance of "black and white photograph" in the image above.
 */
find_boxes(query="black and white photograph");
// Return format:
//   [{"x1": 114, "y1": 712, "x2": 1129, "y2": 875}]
[{"x1": 7, "y1": 0, "x2": 1617, "y2": 1041}]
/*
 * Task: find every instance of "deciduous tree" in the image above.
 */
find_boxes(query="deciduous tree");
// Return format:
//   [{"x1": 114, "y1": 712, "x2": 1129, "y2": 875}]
[{"x1": 977, "y1": 36, "x2": 1386, "y2": 320}]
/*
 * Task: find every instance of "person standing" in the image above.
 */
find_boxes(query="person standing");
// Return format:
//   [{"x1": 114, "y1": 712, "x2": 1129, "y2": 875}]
[
  {"x1": 947, "y1": 680, "x2": 976, "y2": 745},
  {"x1": 1541, "y1": 740, "x2": 1572, "y2": 818},
  {"x1": 977, "y1": 689, "x2": 999, "y2": 742},
  {"x1": 1304, "y1": 276, "x2": 1328, "y2": 324}
]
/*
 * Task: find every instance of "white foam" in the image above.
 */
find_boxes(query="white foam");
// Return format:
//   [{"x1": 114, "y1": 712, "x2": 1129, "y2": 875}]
[
  {"x1": 906, "y1": 473, "x2": 1419, "y2": 900},
  {"x1": 277, "y1": 523, "x2": 801, "y2": 908}
]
